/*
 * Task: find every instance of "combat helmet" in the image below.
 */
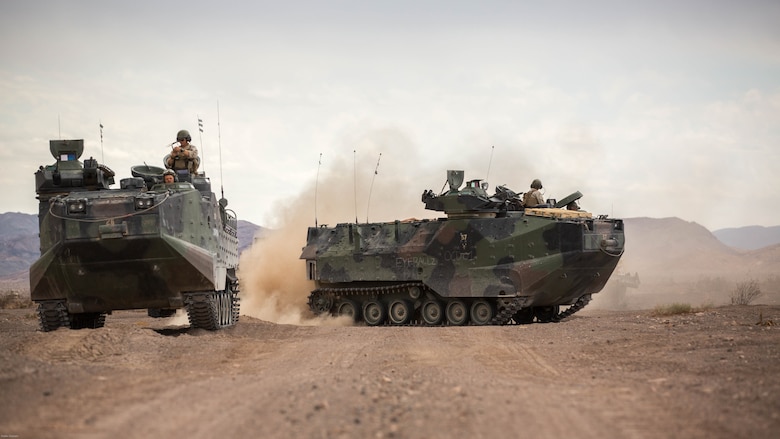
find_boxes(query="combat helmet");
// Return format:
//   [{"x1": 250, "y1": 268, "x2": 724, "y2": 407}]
[
  {"x1": 531, "y1": 179, "x2": 543, "y2": 190},
  {"x1": 176, "y1": 130, "x2": 191, "y2": 142}
]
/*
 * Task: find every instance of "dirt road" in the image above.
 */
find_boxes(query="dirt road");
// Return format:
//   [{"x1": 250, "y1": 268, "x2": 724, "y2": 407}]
[{"x1": 1, "y1": 305, "x2": 778, "y2": 439}]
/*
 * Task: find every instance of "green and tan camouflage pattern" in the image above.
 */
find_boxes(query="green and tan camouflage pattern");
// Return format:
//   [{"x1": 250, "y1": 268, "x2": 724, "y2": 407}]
[
  {"x1": 301, "y1": 171, "x2": 624, "y2": 309},
  {"x1": 30, "y1": 140, "x2": 238, "y2": 314}
]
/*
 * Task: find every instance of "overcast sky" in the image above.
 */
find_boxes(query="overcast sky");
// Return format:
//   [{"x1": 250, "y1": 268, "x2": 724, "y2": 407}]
[{"x1": 1, "y1": 0, "x2": 778, "y2": 231}]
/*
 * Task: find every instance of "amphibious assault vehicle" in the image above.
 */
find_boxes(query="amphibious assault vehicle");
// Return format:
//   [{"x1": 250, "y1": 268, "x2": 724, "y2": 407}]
[
  {"x1": 300, "y1": 170, "x2": 624, "y2": 326},
  {"x1": 30, "y1": 139, "x2": 239, "y2": 331}
]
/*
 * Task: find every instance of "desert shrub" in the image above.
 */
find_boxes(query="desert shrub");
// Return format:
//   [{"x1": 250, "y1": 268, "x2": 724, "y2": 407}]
[
  {"x1": 0, "y1": 292, "x2": 34, "y2": 309},
  {"x1": 651, "y1": 303, "x2": 693, "y2": 316},
  {"x1": 731, "y1": 279, "x2": 762, "y2": 305}
]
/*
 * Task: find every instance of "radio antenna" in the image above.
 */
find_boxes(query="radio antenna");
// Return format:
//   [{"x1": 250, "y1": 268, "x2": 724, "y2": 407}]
[
  {"x1": 315, "y1": 153, "x2": 322, "y2": 227},
  {"x1": 486, "y1": 145, "x2": 495, "y2": 182},
  {"x1": 353, "y1": 150, "x2": 358, "y2": 224},
  {"x1": 197, "y1": 115, "x2": 205, "y2": 173},
  {"x1": 366, "y1": 152, "x2": 382, "y2": 223},
  {"x1": 217, "y1": 101, "x2": 224, "y2": 199},
  {"x1": 99, "y1": 121, "x2": 104, "y2": 162}
]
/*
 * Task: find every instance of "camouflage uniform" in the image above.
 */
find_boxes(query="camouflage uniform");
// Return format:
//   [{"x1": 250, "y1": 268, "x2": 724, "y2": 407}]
[
  {"x1": 523, "y1": 188, "x2": 545, "y2": 207},
  {"x1": 166, "y1": 143, "x2": 199, "y2": 173}
]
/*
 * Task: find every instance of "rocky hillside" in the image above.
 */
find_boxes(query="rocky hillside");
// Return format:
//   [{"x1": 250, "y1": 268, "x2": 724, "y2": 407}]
[
  {"x1": 603, "y1": 217, "x2": 780, "y2": 309},
  {"x1": 617, "y1": 217, "x2": 780, "y2": 284},
  {"x1": 713, "y1": 225, "x2": 780, "y2": 250},
  {"x1": 237, "y1": 219, "x2": 264, "y2": 254},
  {"x1": 0, "y1": 213, "x2": 38, "y2": 277}
]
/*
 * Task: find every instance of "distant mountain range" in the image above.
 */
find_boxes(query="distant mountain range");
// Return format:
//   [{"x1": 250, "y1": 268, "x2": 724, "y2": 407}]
[
  {"x1": 0, "y1": 213, "x2": 39, "y2": 278},
  {"x1": 620, "y1": 217, "x2": 779, "y2": 279},
  {"x1": 712, "y1": 225, "x2": 780, "y2": 251}
]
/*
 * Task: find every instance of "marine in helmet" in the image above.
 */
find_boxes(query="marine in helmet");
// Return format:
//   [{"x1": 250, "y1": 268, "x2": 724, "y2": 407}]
[
  {"x1": 163, "y1": 169, "x2": 176, "y2": 184},
  {"x1": 165, "y1": 129, "x2": 200, "y2": 174},
  {"x1": 522, "y1": 179, "x2": 546, "y2": 208}
]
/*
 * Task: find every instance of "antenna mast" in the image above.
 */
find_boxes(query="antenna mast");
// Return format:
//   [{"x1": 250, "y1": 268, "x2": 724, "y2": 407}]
[
  {"x1": 99, "y1": 121, "x2": 104, "y2": 162},
  {"x1": 315, "y1": 153, "x2": 322, "y2": 227},
  {"x1": 353, "y1": 150, "x2": 358, "y2": 224},
  {"x1": 197, "y1": 115, "x2": 205, "y2": 173},
  {"x1": 366, "y1": 152, "x2": 381, "y2": 223},
  {"x1": 217, "y1": 101, "x2": 224, "y2": 199},
  {"x1": 486, "y1": 145, "x2": 495, "y2": 182}
]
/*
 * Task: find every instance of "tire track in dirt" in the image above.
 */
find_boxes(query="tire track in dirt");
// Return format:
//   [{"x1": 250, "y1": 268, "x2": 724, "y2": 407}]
[{"x1": 2, "y1": 307, "x2": 779, "y2": 439}]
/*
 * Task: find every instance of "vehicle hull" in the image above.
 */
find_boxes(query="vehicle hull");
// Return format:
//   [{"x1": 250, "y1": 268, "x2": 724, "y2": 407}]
[
  {"x1": 31, "y1": 233, "x2": 219, "y2": 313},
  {"x1": 302, "y1": 211, "x2": 624, "y2": 324},
  {"x1": 31, "y1": 139, "x2": 239, "y2": 330}
]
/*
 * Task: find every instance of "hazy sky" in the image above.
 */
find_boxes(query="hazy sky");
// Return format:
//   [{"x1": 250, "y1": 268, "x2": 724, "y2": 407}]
[{"x1": 1, "y1": 0, "x2": 778, "y2": 231}]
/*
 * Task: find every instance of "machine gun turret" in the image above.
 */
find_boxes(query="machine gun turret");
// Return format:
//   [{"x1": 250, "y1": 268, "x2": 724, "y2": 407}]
[{"x1": 35, "y1": 140, "x2": 114, "y2": 200}]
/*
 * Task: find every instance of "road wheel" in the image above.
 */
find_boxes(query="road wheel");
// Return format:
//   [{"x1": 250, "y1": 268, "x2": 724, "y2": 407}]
[
  {"x1": 445, "y1": 300, "x2": 469, "y2": 326},
  {"x1": 363, "y1": 300, "x2": 386, "y2": 326},
  {"x1": 336, "y1": 300, "x2": 359, "y2": 322},
  {"x1": 470, "y1": 300, "x2": 494, "y2": 325},
  {"x1": 421, "y1": 300, "x2": 443, "y2": 325},
  {"x1": 388, "y1": 300, "x2": 412, "y2": 325}
]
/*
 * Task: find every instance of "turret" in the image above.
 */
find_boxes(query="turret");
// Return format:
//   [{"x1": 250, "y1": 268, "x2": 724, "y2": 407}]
[
  {"x1": 35, "y1": 140, "x2": 114, "y2": 200},
  {"x1": 421, "y1": 170, "x2": 507, "y2": 218}
]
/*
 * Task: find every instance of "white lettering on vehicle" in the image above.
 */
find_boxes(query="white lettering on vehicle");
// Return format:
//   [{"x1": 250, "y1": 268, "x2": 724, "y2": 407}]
[
  {"x1": 395, "y1": 256, "x2": 437, "y2": 269},
  {"x1": 443, "y1": 251, "x2": 475, "y2": 261}
]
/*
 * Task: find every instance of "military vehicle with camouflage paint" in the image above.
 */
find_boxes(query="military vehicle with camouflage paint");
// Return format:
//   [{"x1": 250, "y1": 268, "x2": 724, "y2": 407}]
[
  {"x1": 30, "y1": 139, "x2": 239, "y2": 331},
  {"x1": 300, "y1": 170, "x2": 624, "y2": 325}
]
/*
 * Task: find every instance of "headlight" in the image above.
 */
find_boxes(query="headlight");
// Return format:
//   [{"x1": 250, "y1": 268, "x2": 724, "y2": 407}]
[
  {"x1": 67, "y1": 199, "x2": 87, "y2": 214},
  {"x1": 134, "y1": 197, "x2": 155, "y2": 210}
]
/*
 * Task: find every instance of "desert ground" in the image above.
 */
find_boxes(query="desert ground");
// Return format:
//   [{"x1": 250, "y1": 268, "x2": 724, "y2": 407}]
[{"x1": 1, "y1": 302, "x2": 778, "y2": 439}]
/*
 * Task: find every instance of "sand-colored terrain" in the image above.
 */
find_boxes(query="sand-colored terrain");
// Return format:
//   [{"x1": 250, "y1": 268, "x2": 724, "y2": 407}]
[{"x1": 1, "y1": 304, "x2": 778, "y2": 439}]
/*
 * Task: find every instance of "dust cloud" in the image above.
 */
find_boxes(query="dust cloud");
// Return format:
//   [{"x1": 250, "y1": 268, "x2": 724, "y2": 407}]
[
  {"x1": 236, "y1": 188, "x2": 341, "y2": 325},
  {"x1": 166, "y1": 310, "x2": 190, "y2": 326},
  {"x1": 237, "y1": 128, "x2": 434, "y2": 325}
]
